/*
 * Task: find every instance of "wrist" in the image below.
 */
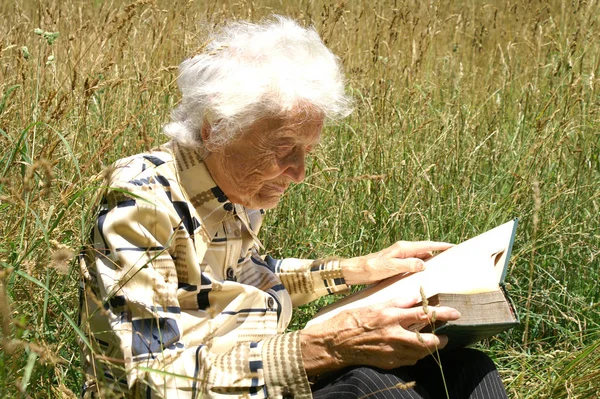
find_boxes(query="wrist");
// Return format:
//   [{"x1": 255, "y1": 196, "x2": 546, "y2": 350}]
[
  {"x1": 300, "y1": 327, "x2": 344, "y2": 376},
  {"x1": 339, "y1": 256, "x2": 366, "y2": 285}
]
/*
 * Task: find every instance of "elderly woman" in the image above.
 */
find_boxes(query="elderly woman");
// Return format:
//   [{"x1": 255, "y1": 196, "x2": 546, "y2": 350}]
[{"x1": 79, "y1": 16, "x2": 508, "y2": 399}]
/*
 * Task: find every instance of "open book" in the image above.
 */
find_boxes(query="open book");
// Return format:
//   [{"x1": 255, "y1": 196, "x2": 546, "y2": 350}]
[{"x1": 306, "y1": 219, "x2": 520, "y2": 347}]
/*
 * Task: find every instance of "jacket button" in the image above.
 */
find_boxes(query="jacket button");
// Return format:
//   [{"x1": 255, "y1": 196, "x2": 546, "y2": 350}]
[
  {"x1": 267, "y1": 297, "x2": 275, "y2": 309},
  {"x1": 226, "y1": 267, "x2": 235, "y2": 281}
]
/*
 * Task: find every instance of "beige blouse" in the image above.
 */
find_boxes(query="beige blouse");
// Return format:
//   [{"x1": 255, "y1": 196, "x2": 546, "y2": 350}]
[{"x1": 79, "y1": 142, "x2": 349, "y2": 398}]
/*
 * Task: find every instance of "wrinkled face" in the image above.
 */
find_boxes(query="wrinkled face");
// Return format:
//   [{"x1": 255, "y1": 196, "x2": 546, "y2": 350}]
[{"x1": 203, "y1": 113, "x2": 323, "y2": 210}]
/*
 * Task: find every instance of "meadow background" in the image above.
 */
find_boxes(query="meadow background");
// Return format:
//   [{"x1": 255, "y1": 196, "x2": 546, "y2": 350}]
[{"x1": 1, "y1": 0, "x2": 599, "y2": 397}]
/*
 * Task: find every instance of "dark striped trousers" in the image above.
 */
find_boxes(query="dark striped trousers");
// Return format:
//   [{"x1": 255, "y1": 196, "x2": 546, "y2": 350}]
[{"x1": 312, "y1": 348, "x2": 508, "y2": 399}]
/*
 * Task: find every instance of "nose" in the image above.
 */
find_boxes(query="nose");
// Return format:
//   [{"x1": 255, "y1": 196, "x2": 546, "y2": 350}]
[{"x1": 283, "y1": 149, "x2": 306, "y2": 183}]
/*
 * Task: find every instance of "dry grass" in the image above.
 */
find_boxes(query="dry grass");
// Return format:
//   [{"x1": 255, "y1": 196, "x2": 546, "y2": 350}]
[{"x1": 1, "y1": 0, "x2": 599, "y2": 397}]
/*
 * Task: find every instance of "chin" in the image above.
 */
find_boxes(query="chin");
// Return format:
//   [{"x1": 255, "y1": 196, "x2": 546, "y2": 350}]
[
  {"x1": 261, "y1": 201, "x2": 281, "y2": 210},
  {"x1": 250, "y1": 195, "x2": 282, "y2": 210}
]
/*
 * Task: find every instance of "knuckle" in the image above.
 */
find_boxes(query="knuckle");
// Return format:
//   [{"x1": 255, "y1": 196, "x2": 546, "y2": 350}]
[
  {"x1": 379, "y1": 307, "x2": 400, "y2": 322},
  {"x1": 414, "y1": 307, "x2": 427, "y2": 319},
  {"x1": 394, "y1": 241, "x2": 408, "y2": 256},
  {"x1": 394, "y1": 241, "x2": 407, "y2": 249}
]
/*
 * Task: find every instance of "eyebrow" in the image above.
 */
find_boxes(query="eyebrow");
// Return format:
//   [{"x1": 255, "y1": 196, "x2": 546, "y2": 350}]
[{"x1": 274, "y1": 130, "x2": 321, "y2": 145}]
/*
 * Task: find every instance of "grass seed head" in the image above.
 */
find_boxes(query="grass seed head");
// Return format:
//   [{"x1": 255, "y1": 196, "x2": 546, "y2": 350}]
[
  {"x1": 395, "y1": 381, "x2": 416, "y2": 390},
  {"x1": 51, "y1": 247, "x2": 75, "y2": 275},
  {"x1": 0, "y1": 281, "x2": 12, "y2": 337},
  {"x1": 55, "y1": 383, "x2": 78, "y2": 399},
  {"x1": 415, "y1": 330, "x2": 425, "y2": 344},
  {"x1": 420, "y1": 286, "x2": 428, "y2": 314},
  {"x1": 24, "y1": 159, "x2": 54, "y2": 196}
]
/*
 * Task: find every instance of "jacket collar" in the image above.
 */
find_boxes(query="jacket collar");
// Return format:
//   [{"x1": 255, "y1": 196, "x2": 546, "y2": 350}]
[{"x1": 166, "y1": 141, "x2": 235, "y2": 240}]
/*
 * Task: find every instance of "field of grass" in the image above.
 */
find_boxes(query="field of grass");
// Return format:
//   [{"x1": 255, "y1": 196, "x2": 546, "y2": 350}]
[{"x1": 1, "y1": 0, "x2": 599, "y2": 397}]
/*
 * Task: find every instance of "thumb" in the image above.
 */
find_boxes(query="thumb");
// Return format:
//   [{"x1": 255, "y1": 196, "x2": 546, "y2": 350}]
[{"x1": 389, "y1": 257, "x2": 426, "y2": 273}]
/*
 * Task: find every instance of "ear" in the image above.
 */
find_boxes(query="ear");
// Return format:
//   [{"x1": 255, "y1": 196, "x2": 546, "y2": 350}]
[
  {"x1": 201, "y1": 120, "x2": 211, "y2": 143},
  {"x1": 201, "y1": 121, "x2": 221, "y2": 153}
]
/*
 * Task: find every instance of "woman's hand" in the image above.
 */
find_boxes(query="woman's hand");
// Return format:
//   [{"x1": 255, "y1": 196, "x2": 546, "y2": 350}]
[
  {"x1": 300, "y1": 297, "x2": 460, "y2": 376},
  {"x1": 341, "y1": 241, "x2": 453, "y2": 285}
]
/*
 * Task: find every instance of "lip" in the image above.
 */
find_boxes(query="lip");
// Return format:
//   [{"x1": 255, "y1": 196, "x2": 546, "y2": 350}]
[{"x1": 263, "y1": 184, "x2": 287, "y2": 194}]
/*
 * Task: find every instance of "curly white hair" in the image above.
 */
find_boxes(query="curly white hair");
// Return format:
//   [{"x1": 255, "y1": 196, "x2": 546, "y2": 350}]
[{"x1": 163, "y1": 15, "x2": 352, "y2": 149}]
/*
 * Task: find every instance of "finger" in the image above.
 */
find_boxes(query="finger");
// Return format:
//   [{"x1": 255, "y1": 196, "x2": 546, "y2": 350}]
[
  {"x1": 386, "y1": 295, "x2": 421, "y2": 309},
  {"x1": 412, "y1": 241, "x2": 454, "y2": 253},
  {"x1": 386, "y1": 345, "x2": 437, "y2": 368},
  {"x1": 398, "y1": 330, "x2": 449, "y2": 352},
  {"x1": 393, "y1": 241, "x2": 454, "y2": 257},
  {"x1": 369, "y1": 342, "x2": 444, "y2": 369},
  {"x1": 418, "y1": 333, "x2": 449, "y2": 351},
  {"x1": 386, "y1": 257, "x2": 426, "y2": 273},
  {"x1": 414, "y1": 251, "x2": 433, "y2": 260},
  {"x1": 399, "y1": 305, "x2": 461, "y2": 327}
]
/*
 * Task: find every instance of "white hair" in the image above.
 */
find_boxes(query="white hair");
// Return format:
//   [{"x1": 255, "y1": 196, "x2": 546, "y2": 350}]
[{"x1": 163, "y1": 15, "x2": 353, "y2": 148}]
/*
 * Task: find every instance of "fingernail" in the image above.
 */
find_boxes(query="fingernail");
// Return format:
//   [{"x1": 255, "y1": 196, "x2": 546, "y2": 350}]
[{"x1": 438, "y1": 335, "x2": 449, "y2": 348}]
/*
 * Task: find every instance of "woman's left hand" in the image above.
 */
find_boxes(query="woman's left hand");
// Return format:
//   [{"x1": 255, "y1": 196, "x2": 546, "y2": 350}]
[{"x1": 340, "y1": 241, "x2": 453, "y2": 285}]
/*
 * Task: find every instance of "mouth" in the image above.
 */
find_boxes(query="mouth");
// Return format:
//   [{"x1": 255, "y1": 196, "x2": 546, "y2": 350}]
[{"x1": 263, "y1": 184, "x2": 287, "y2": 194}]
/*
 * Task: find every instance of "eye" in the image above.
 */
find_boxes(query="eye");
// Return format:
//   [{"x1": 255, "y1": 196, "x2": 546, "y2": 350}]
[{"x1": 275, "y1": 145, "x2": 294, "y2": 158}]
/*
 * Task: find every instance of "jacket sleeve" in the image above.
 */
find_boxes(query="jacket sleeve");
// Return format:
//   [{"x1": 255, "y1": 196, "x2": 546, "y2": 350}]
[
  {"x1": 83, "y1": 185, "x2": 312, "y2": 398},
  {"x1": 265, "y1": 256, "x2": 350, "y2": 307}
]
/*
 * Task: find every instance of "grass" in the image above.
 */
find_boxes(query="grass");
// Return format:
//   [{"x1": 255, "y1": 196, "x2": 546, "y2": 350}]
[{"x1": 1, "y1": 0, "x2": 599, "y2": 397}]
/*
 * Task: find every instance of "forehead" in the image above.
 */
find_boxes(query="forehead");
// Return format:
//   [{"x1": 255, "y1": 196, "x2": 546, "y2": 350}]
[{"x1": 248, "y1": 112, "x2": 323, "y2": 144}]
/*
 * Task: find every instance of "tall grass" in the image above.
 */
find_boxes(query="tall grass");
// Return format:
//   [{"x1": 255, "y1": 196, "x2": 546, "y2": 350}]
[{"x1": 0, "y1": 0, "x2": 598, "y2": 397}]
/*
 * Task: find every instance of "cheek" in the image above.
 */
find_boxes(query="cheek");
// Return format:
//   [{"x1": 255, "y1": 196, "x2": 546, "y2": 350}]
[
  {"x1": 256, "y1": 152, "x2": 285, "y2": 175},
  {"x1": 232, "y1": 155, "x2": 280, "y2": 187}
]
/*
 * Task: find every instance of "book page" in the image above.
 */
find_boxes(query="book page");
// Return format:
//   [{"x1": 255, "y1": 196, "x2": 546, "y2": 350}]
[{"x1": 306, "y1": 219, "x2": 517, "y2": 327}]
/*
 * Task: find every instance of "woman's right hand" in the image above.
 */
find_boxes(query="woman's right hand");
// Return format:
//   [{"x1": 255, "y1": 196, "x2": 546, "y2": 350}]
[{"x1": 299, "y1": 297, "x2": 461, "y2": 376}]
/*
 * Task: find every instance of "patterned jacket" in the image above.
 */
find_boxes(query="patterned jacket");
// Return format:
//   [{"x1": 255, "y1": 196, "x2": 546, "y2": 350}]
[{"x1": 79, "y1": 142, "x2": 349, "y2": 398}]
